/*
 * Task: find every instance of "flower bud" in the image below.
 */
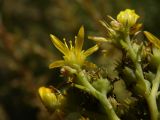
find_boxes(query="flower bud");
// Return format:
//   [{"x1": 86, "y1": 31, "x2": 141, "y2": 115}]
[
  {"x1": 117, "y1": 9, "x2": 139, "y2": 28},
  {"x1": 38, "y1": 87, "x2": 65, "y2": 112},
  {"x1": 110, "y1": 20, "x2": 121, "y2": 30}
]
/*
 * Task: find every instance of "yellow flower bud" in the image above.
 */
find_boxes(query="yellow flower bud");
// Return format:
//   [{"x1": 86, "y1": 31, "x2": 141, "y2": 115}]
[
  {"x1": 117, "y1": 9, "x2": 139, "y2": 28},
  {"x1": 38, "y1": 87, "x2": 60, "y2": 111}
]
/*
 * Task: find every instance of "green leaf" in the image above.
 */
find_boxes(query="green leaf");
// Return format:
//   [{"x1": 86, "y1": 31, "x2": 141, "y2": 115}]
[
  {"x1": 113, "y1": 80, "x2": 137, "y2": 107},
  {"x1": 150, "y1": 47, "x2": 160, "y2": 67},
  {"x1": 144, "y1": 71, "x2": 155, "y2": 82},
  {"x1": 134, "y1": 70, "x2": 151, "y2": 95},
  {"x1": 123, "y1": 67, "x2": 137, "y2": 85},
  {"x1": 92, "y1": 78, "x2": 111, "y2": 95}
]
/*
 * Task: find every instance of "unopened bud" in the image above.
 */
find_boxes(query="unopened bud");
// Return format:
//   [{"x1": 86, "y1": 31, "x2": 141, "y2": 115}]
[
  {"x1": 38, "y1": 87, "x2": 65, "y2": 112},
  {"x1": 117, "y1": 9, "x2": 139, "y2": 28},
  {"x1": 110, "y1": 20, "x2": 121, "y2": 30}
]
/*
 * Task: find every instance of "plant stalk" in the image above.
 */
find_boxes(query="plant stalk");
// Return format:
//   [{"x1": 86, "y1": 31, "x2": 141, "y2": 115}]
[
  {"x1": 146, "y1": 65, "x2": 160, "y2": 120},
  {"x1": 124, "y1": 33, "x2": 160, "y2": 120},
  {"x1": 76, "y1": 70, "x2": 120, "y2": 120}
]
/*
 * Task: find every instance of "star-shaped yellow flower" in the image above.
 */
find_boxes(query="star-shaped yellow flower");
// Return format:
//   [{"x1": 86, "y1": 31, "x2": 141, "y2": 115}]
[{"x1": 49, "y1": 26, "x2": 99, "y2": 69}]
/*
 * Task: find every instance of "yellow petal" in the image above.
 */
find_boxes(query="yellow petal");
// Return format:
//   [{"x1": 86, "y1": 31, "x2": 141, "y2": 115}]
[
  {"x1": 75, "y1": 26, "x2": 84, "y2": 52},
  {"x1": 84, "y1": 44, "x2": 99, "y2": 57},
  {"x1": 50, "y1": 34, "x2": 69, "y2": 55},
  {"x1": 88, "y1": 36, "x2": 110, "y2": 42},
  {"x1": 49, "y1": 60, "x2": 65, "y2": 69},
  {"x1": 144, "y1": 31, "x2": 160, "y2": 49}
]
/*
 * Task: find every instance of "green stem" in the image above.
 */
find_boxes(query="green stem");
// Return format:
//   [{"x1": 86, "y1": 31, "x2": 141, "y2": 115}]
[
  {"x1": 124, "y1": 34, "x2": 160, "y2": 120},
  {"x1": 151, "y1": 65, "x2": 160, "y2": 99},
  {"x1": 125, "y1": 34, "x2": 146, "y2": 91},
  {"x1": 125, "y1": 34, "x2": 137, "y2": 62},
  {"x1": 146, "y1": 94, "x2": 158, "y2": 120},
  {"x1": 146, "y1": 65, "x2": 160, "y2": 120},
  {"x1": 76, "y1": 70, "x2": 120, "y2": 120},
  {"x1": 125, "y1": 34, "x2": 144, "y2": 81}
]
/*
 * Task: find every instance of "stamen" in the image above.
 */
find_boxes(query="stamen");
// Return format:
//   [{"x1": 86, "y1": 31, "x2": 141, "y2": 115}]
[
  {"x1": 69, "y1": 40, "x2": 73, "y2": 50},
  {"x1": 63, "y1": 38, "x2": 69, "y2": 48},
  {"x1": 75, "y1": 36, "x2": 77, "y2": 46}
]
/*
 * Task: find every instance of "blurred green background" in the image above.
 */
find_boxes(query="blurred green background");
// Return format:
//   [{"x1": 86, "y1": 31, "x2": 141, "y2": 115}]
[{"x1": 0, "y1": 0, "x2": 160, "y2": 120}]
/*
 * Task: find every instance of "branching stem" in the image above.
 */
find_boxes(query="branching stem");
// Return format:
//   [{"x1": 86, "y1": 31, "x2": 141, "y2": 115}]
[
  {"x1": 76, "y1": 70, "x2": 120, "y2": 120},
  {"x1": 146, "y1": 65, "x2": 160, "y2": 120},
  {"x1": 124, "y1": 33, "x2": 160, "y2": 120}
]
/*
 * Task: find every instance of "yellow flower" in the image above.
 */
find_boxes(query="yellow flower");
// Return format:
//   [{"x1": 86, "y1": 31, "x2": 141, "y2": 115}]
[
  {"x1": 49, "y1": 26, "x2": 99, "y2": 69},
  {"x1": 117, "y1": 9, "x2": 139, "y2": 28},
  {"x1": 144, "y1": 31, "x2": 160, "y2": 49},
  {"x1": 38, "y1": 87, "x2": 65, "y2": 111}
]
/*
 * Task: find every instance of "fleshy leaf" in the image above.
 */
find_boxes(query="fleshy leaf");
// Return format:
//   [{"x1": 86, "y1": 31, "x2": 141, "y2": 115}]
[
  {"x1": 123, "y1": 67, "x2": 136, "y2": 85},
  {"x1": 92, "y1": 78, "x2": 111, "y2": 95},
  {"x1": 113, "y1": 80, "x2": 137, "y2": 107},
  {"x1": 49, "y1": 60, "x2": 65, "y2": 69}
]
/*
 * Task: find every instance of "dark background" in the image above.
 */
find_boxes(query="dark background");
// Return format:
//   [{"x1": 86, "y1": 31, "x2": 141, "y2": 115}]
[{"x1": 0, "y1": 0, "x2": 160, "y2": 120}]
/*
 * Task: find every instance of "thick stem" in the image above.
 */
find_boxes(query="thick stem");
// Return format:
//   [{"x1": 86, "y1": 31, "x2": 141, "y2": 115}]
[
  {"x1": 125, "y1": 34, "x2": 137, "y2": 62},
  {"x1": 124, "y1": 34, "x2": 160, "y2": 120},
  {"x1": 125, "y1": 34, "x2": 145, "y2": 82},
  {"x1": 146, "y1": 94, "x2": 158, "y2": 120},
  {"x1": 146, "y1": 65, "x2": 160, "y2": 120},
  {"x1": 95, "y1": 92, "x2": 120, "y2": 120},
  {"x1": 125, "y1": 34, "x2": 146, "y2": 92},
  {"x1": 151, "y1": 65, "x2": 160, "y2": 99},
  {"x1": 76, "y1": 70, "x2": 120, "y2": 120}
]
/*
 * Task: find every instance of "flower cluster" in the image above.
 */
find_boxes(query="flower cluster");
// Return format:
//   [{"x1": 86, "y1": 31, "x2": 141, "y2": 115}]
[{"x1": 38, "y1": 9, "x2": 160, "y2": 120}]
